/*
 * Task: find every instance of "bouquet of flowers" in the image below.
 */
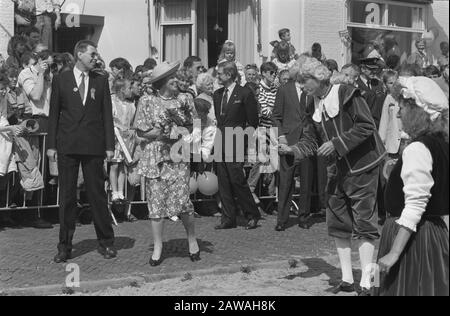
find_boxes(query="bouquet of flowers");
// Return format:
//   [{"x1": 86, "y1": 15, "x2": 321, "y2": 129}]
[{"x1": 161, "y1": 100, "x2": 193, "y2": 140}]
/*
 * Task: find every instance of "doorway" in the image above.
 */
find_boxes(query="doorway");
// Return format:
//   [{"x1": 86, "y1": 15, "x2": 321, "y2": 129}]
[{"x1": 206, "y1": 0, "x2": 229, "y2": 68}]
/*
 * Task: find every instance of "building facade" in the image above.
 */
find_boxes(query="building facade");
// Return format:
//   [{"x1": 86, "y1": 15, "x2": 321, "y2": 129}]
[{"x1": 1, "y1": 0, "x2": 448, "y2": 68}]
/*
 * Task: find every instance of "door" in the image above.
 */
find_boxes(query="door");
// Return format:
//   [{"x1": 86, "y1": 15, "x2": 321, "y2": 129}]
[{"x1": 206, "y1": 0, "x2": 229, "y2": 68}]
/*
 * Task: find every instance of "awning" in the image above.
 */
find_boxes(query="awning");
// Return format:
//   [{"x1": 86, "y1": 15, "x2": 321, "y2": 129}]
[
  {"x1": 59, "y1": 14, "x2": 105, "y2": 27},
  {"x1": 391, "y1": 0, "x2": 433, "y2": 4}
]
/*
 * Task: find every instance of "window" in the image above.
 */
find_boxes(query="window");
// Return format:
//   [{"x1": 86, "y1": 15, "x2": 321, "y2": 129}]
[
  {"x1": 347, "y1": 0, "x2": 427, "y2": 65},
  {"x1": 160, "y1": 0, "x2": 196, "y2": 62}
]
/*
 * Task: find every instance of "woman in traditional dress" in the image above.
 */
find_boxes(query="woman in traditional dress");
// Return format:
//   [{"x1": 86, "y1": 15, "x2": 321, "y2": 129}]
[{"x1": 376, "y1": 76, "x2": 449, "y2": 296}]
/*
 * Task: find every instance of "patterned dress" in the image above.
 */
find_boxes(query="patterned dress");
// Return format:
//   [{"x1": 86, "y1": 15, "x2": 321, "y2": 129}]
[{"x1": 133, "y1": 94, "x2": 194, "y2": 219}]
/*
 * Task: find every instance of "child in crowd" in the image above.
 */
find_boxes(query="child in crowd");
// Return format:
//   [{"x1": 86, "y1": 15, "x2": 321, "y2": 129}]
[
  {"x1": 248, "y1": 62, "x2": 278, "y2": 206},
  {"x1": 271, "y1": 28, "x2": 298, "y2": 60},
  {"x1": 110, "y1": 78, "x2": 137, "y2": 204},
  {"x1": 2, "y1": 67, "x2": 25, "y2": 125},
  {"x1": 193, "y1": 98, "x2": 216, "y2": 161},
  {"x1": 176, "y1": 68, "x2": 197, "y2": 123},
  {"x1": 109, "y1": 57, "x2": 133, "y2": 91},
  {"x1": 309, "y1": 43, "x2": 327, "y2": 62},
  {"x1": 217, "y1": 40, "x2": 246, "y2": 86},
  {"x1": 176, "y1": 68, "x2": 196, "y2": 100},
  {"x1": 272, "y1": 40, "x2": 296, "y2": 72}
]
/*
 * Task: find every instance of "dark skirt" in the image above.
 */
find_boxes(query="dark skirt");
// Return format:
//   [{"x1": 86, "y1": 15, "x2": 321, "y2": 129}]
[{"x1": 374, "y1": 216, "x2": 449, "y2": 296}]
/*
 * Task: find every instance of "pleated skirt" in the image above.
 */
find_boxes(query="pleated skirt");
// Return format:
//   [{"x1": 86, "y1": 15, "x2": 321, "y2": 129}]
[{"x1": 374, "y1": 216, "x2": 449, "y2": 296}]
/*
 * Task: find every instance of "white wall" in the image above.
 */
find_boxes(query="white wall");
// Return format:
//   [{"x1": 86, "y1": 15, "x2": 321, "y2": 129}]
[
  {"x1": 428, "y1": 0, "x2": 449, "y2": 60},
  {"x1": 0, "y1": 0, "x2": 14, "y2": 58},
  {"x1": 260, "y1": 0, "x2": 303, "y2": 61},
  {"x1": 61, "y1": 0, "x2": 150, "y2": 68},
  {"x1": 303, "y1": 0, "x2": 347, "y2": 67},
  {"x1": 260, "y1": 0, "x2": 347, "y2": 67}
]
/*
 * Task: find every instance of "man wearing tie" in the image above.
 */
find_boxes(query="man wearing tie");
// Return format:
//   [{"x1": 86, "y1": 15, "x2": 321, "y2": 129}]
[
  {"x1": 47, "y1": 40, "x2": 116, "y2": 263},
  {"x1": 272, "y1": 73, "x2": 317, "y2": 231},
  {"x1": 213, "y1": 61, "x2": 261, "y2": 230}
]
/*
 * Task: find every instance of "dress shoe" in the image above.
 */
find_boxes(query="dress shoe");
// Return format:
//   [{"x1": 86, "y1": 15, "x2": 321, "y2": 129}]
[
  {"x1": 331, "y1": 281, "x2": 356, "y2": 294},
  {"x1": 189, "y1": 251, "x2": 201, "y2": 262},
  {"x1": 215, "y1": 223, "x2": 236, "y2": 230},
  {"x1": 298, "y1": 217, "x2": 310, "y2": 229},
  {"x1": 98, "y1": 246, "x2": 117, "y2": 259},
  {"x1": 275, "y1": 224, "x2": 286, "y2": 232},
  {"x1": 358, "y1": 288, "x2": 372, "y2": 296},
  {"x1": 149, "y1": 257, "x2": 163, "y2": 267},
  {"x1": 246, "y1": 219, "x2": 259, "y2": 230},
  {"x1": 54, "y1": 250, "x2": 72, "y2": 263}
]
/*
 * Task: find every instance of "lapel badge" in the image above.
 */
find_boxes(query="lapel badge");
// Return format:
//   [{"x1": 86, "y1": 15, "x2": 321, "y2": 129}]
[{"x1": 73, "y1": 87, "x2": 79, "y2": 92}]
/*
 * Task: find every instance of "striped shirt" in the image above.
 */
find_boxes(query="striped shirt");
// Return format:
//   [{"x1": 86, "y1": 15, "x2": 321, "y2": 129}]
[{"x1": 258, "y1": 81, "x2": 277, "y2": 128}]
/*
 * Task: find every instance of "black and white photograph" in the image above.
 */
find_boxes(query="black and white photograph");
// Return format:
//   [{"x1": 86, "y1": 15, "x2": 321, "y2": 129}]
[{"x1": 0, "y1": 0, "x2": 448, "y2": 300}]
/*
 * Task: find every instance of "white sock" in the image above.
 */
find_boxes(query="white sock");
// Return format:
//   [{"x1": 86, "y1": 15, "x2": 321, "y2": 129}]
[
  {"x1": 335, "y1": 238, "x2": 354, "y2": 284},
  {"x1": 359, "y1": 239, "x2": 376, "y2": 289}
]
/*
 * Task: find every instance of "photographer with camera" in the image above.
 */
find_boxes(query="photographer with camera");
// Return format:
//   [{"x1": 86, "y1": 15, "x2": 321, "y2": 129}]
[
  {"x1": 17, "y1": 49, "x2": 54, "y2": 228},
  {"x1": 18, "y1": 50, "x2": 53, "y2": 132}
]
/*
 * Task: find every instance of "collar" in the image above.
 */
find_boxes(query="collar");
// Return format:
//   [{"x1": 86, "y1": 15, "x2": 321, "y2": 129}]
[
  {"x1": 225, "y1": 82, "x2": 237, "y2": 94},
  {"x1": 73, "y1": 66, "x2": 89, "y2": 79},
  {"x1": 312, "y1": 84, "x2": 341, "y2": 123},
  {"x1": 260, "y1": 80, "x2": 275, "y2": 91}
]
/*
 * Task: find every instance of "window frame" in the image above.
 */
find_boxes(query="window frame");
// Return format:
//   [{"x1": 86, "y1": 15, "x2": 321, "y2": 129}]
[
  {"x1": 346, "y1": 0, "x2": 427, "y2": 34},
  {"x1": 160, "y1": 0, "x2": 197, "y2": 60}
]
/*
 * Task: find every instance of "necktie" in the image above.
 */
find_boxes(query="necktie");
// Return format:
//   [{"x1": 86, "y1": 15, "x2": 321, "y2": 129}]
[
  {"x1": 79, "y1": 72, "x2": 86, "y2": 104},
  {"x1": 221, "y1": 88, "x2": 228, "y2": 116}
]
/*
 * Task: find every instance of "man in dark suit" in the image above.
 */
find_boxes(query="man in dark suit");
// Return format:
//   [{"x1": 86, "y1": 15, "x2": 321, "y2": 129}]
[
  {"x1": 213, "y1": 61, "x2": 261, "y2": 230},
  {"x1": 342, "y1": 61, "x2": 385, "y2": 128},
  {"x1": 272, "y1": 78, "x2": 317, "y2": 231},
  {"x1": 47, "y1": 40, "x2": 116, "y2": 263}
]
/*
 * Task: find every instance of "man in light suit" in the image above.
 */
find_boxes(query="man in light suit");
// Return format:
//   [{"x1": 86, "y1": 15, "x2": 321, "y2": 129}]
[
  {"x1": 213, "y1": 61, "x2": 261, "y2": 230},
  {"x1": 47, "y1": 40, "x2": 116, "y2": 263}
]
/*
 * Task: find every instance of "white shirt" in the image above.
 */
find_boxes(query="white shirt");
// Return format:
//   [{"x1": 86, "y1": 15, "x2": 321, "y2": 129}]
[
  {"x1": 295, "y1": 82, "x2": 303, "y2": 103},
  {"x1": 18, "y1": 66, "x2": 52, "y2": 116},
  {"x1": 396, "y1": 142, "x2": 434, "y2": 232},
  {"x1": 224, "y1": 82, "x2": 237, "y2": 104},
  {"x1": 73, "y1": 66, "x2": 89, "y2": 105},
  {"x1": 378, "y1": 94, "x2": 403, "y2": 154}
]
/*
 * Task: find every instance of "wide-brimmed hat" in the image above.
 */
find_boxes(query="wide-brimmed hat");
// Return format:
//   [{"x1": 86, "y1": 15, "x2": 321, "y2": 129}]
[{"x1": 148, "y1": 61, "x2": 180, "y2": 84}]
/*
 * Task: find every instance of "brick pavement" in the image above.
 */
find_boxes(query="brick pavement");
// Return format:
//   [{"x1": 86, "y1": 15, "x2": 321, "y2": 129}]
[{"x1": 0, "y1": 214, "x2": 339, "y2": 291}]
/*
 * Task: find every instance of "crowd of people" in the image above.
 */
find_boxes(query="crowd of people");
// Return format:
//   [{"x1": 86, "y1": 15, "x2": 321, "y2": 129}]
[{"x1": 0, "y1": 24, "x2": 449, "y2": 296}]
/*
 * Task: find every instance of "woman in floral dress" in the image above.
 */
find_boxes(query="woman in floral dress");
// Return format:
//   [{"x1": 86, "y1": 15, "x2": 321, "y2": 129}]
[{"x1": 134, "y1": 62, "x2": 200, "y2": 266}]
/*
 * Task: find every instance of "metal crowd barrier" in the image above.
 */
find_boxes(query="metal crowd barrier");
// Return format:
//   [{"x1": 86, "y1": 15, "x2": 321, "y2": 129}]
[{"x1": 1, "y1": 133, "x2": 307, "y2": 216}]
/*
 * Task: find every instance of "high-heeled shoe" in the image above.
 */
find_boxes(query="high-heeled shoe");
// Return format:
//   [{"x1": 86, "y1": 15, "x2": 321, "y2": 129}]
[
  {"x1": 149, "y1": 257, "x2": 163, "y2": 267},
  {"x1": 189, "y1": 251, "x2": 201, "y2": 262}
]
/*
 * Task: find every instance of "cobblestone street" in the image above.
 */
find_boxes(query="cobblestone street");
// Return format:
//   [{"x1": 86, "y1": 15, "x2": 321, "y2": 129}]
[{"x1": 0, "y1": 213, "x2": 365, "y2": 295}]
